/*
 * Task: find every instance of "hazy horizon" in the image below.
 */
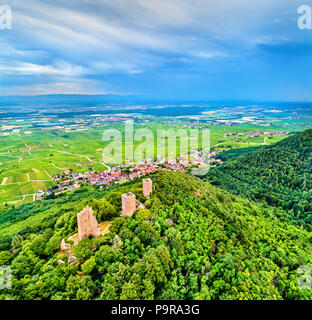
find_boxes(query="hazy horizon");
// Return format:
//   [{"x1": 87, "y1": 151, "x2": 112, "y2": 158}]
[{"x1": 2, "y1": 93, "x2": 312, "y2": 105}]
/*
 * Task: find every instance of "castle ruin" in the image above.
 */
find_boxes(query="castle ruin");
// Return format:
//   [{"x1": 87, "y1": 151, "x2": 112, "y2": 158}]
[
  {"x1": 77, "y1": 206, "x2": 100, "y2": 241},
  {"x1": 121, "y1": 192, "x2": 136, "y2": 217},
  {"x1": 60, "y1": 238, "x2": 71, "y2": 252},
  {"x1": 143, "y1": 178, "x2": 153, "y2": 197}
]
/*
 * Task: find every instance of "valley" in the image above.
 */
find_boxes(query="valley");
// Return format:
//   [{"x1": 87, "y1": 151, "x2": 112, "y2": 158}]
[{"x1": 1, "y1": 102, "x2": 310, "y2": 206}]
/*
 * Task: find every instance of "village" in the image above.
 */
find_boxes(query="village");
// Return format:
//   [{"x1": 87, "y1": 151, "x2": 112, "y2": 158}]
[
  {"x1": 50, "y1": 153, "x2": 220, "y2": 191},
  {"x1": 52, "y1": 158, "x2": 190, "y2": 192},
  {"x1": 224, "y1": 130, "x2": 289, "y2": 138},
  {"x1": 31, "y1": 149, "x2": 223, "y2": 202}
]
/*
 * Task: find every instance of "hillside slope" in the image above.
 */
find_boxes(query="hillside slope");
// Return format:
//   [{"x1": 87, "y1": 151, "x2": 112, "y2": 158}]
[
  {"x1": 207, "y1": 129, "x2": 312, "y2": 226},
  {"x1": 0, "y1": 171, "x2": 312, "y2": 300}
]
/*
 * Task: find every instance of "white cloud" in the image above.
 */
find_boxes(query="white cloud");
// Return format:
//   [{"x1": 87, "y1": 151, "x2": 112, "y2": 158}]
[
  {"x1": 8, "y1": 0, "x2": 302, "y2": 65},
  {"x1": 2, "y1": 0, "x2": 308, "y2": 95},
  {"x1": 0, "y1": 60, "x2": 88, "y2": 76},
  {"x1": 191, "y1": 51, "x2": 228, "y2": 59},
  {"x1": 0, "y1": 78, "x2": 109, "y2": 96}
]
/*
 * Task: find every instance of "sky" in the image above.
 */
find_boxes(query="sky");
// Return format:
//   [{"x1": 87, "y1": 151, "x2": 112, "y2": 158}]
[{"x1": 0, "y1": 0, "x2": 312, "y2": 101}]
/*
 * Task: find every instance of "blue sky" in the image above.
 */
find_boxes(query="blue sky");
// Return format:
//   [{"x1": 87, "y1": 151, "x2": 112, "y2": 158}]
[{"x1": 0, "y1": 0, "x2": 312, "y2": 101}]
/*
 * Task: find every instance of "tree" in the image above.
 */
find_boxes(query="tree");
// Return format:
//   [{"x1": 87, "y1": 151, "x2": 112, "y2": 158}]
[
  {"x1": 45, "y1": 234, "x2": 63, "y2": 256},
  {"x1": 11, "y1": 254, "x2": 32, "y2": 278},
  {"x1": 66, "y1": 275, "x2": 96, "y2": 300},
  {"x1": 86, "y1": 198, "x2": 117, "y2": 221},
  {"x1": 81, "y1": 256, "x2": 96, "y2": 275},
  {"x1": 0, "y1": 251, "x2": 13, "y2": 265},
  {"x1": 72, "y1": 239, "x2": 94, "y2": 261},
  {"x1": 95, "y1": 245, "x2": 121, "y2": 273},
  {"x1": 11, "y1": 234, "x2": 23, "y2": 252}
]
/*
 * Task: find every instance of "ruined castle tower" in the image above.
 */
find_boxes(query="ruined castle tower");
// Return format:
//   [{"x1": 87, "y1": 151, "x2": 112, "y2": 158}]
[
  {"x1": 77, "y1": 206, "x2": 100, "y2": 241},
  {"x1": 121, "y1": 192, "x2": 136, "y2": 217},
  {"x1": 143, "y1": 178, "x2": 153, "y2": 197}
]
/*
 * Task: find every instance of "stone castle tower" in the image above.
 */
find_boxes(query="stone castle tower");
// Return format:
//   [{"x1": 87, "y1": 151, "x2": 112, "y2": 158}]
[
  {"x1": 143, "y1": 178, "x2": 153, "y2": 197},
  {"x1": 77, "y1": 206, "x2": 100, "y2": 241},
  {"x1": 121, "y1": 192, "x2": 136, "y2": 217}
]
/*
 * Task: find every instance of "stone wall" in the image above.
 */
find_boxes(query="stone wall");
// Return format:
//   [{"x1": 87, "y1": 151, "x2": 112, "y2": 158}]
[{"x1": 60, "y1": 239, "x2": 71, "y2": 252}]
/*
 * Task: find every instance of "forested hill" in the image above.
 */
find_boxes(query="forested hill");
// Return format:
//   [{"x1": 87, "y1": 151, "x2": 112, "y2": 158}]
[
  {"x1": 1, "y1": 171, "x2": 312, "y2": 300},
  {"x1": 207, "y1": 129, "x2": 312, "y2": 226}
]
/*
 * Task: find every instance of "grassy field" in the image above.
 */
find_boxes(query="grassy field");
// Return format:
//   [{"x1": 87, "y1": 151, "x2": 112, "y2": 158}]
[
  {"x1": 0, "y1": 123, "x2": 113, "y2": 205},
  {"x1": 0, "y1": 112, "x2": 310, "y2": 206}
]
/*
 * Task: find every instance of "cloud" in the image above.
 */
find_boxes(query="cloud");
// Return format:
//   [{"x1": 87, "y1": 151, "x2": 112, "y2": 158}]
[
  {"x1": 0, "y1": 60, "x2": 88, "y2": 76},
  {"x1": 0, "y1": 78, "x2": 108, "y2": 96},
  {"x1": 191, "y1": 51, "x2": 228, "y2": 59},
  {"x1": 1, "y1": 0, "x2": 310, "y2": 98}
]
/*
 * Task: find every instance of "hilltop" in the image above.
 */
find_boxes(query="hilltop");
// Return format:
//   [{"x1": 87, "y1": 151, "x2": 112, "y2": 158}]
[
  {"x1": 0, "y1": 171, "x2": 312, "y2": 300},
  {"x1": 207, "y1": 129, "x2": 312, "y2": 226}
]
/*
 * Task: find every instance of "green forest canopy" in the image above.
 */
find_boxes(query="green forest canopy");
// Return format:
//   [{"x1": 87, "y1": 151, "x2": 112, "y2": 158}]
[
  {"x1": 207, "y1": 129, "x2": 312, "y2": 226},
  {"x1": 0, "y1": 170, "x2": 312, "y2": 300}
]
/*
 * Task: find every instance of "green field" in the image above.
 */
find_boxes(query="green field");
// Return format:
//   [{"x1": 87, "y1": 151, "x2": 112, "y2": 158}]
[
  {"x1": 0, "y1": 124, "x2": 113, "y2": 205},
  {"x1": 1, "y1": 109, "x2": 311, "y2": 206}
]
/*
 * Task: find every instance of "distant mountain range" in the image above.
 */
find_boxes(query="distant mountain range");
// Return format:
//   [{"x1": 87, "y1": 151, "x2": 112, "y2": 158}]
[
  {"x1": 1, "y1": 94, "x2": 309, "y2": 107},
  {"x1": 0, "y1": 94, "x2": 147, "y2": 106}
]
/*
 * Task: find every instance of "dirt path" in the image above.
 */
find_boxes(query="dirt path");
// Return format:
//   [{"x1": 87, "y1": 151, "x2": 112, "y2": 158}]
[
  {"x1": 51, "y1": 163, "x2": 63, "y2": 170},
  {"x1": 99, "y1": 221, "x2": 112, "y2": 236},
  {"x1": 2, "y1": 182, "x2": 20, "y2": 186},
  {"x1": 1, "y1": 177, "x2": 8, "y2": 186},
  {"x1": 44, "y1": 169, "x2": 53, "y2": 181},
  {"x1": 39, "y1": 149, "x2": 110, "y2": 171}
]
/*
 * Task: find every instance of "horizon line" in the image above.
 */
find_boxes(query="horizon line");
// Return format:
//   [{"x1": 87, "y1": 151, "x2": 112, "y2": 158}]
[{"x1": 0, "y1": 94, "x2": 312, "y2": 104}]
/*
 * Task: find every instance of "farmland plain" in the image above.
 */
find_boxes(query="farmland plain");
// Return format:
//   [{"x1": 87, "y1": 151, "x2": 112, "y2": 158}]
[{"x1": 1, "y1": 102, "x2": 312, "y2": 206}]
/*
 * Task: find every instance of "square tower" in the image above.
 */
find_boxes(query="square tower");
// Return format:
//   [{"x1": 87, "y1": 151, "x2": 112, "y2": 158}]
[
  {"x1": 143, "y1": 178, "x2": 153, "y2": 197},
  {"x1": 121, "y1": 192, "x2": 136, "y2": 217},
  {"x1": 77, "y1": 206, "x2": 100, "y2": 241}
]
